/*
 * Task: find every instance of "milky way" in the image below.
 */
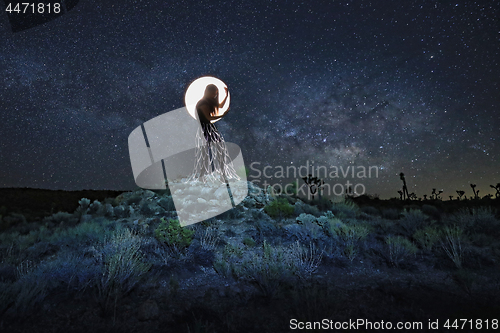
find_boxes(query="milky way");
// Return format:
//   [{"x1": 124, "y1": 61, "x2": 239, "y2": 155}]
[{"x1": 0, "y1": 0, "x2": 498, "y2": 199}]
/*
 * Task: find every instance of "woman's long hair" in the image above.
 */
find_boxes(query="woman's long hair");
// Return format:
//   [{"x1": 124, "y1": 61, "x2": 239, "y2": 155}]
[{"x1": 202, "y1": 84, "x2": 219, "y2": 116}]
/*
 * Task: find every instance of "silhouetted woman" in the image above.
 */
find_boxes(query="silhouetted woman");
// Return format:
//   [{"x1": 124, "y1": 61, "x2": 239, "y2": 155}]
[{"x1": 189, "y1": 84, "x2": 239, "y2": 183}]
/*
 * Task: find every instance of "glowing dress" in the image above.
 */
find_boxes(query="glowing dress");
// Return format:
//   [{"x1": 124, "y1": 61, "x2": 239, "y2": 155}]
[{"x1": 187, "y1": 99, "x2": 240, "y2": 183}]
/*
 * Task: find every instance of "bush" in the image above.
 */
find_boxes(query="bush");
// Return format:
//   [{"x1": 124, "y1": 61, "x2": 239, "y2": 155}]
[
  {"x1": 446, "y1": 207, "x2": 498, "y2": 234},
  {"x1": 243, "y1": 237, "x2": 256, "y2": 247},
  {"x1": 74, "y1": 198, "x2": 91, "y2": 221},
  {"x1": 323, "y1": 220, "x2": 369, "y2": 261},
  {"x1": 264, "y1": 197, "x2": 294, "y2": 219},
  {"x1": 384, "y1": 236, "x2": 418, "y2": 267},
  {"x1": 421, "y1": 204, "x2": 440, "y2": 219},
  {"x1": 97, "y1": 228, "x2": 152, "y2": 313},
  {"x1": 158, "y1": 196, "x2": 175, "y2": 211},
  {"x1": 154, "y1": 218, "x2": 194, "y2": 251},
  {"x1": 381, "y1": 208, "x2": 400, "y2": 220},
  {"x1": 48, "y1": 218, "x2": 117, "y2": 248},
  {"x1": 198, "y1": 226, "x2": 220, "y2": 251},
  {"x1": 315, "y1": 196, "x2": 333, "y2": 212},
  {"x1": 361, "y1": 206, "x2": 380, "y2": 216},
  {"x1": 296, "y1": 213, "x2": 317, "y2": 225},
  {"x1": 330, "y1": 200, "x2": 360, "y2": 219},
  {"x1": 293, "y1": 201, "x2": 321, "y2": 217},
  {"x1": 285, "y1": 221, "x2": 324, "y2": 246},
  {"x1": 441, "y1": 225, "x2": 464, "y2": 269},
  {"x1": 217, "y1": 208, "x2": 242, "y2": 220},
  {"x1": 413, "y1": 226, "x2": 441, "y2": 251},
  {"x1": 235, "y1": 241, "x2": 298, "y2": 298},
  {"x1": 399, "y1": 209, "x2": 428, "y2": 236},
  {"x1": 42, "y1": 211, "x2": 77, "y2": 226}
]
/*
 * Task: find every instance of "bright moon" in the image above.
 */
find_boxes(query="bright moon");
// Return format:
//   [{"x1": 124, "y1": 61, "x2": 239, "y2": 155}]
[{"x1": 184, "y1": 76, "x2": 230, "y2": 123}]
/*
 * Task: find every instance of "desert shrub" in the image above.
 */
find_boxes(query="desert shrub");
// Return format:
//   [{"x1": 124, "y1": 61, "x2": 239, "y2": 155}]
[
  {"x1": 315, "y1": 216, "x2": 330, "y2": 227},
  {"x1": 381, "y1": 208, "x2": 400, "y2": 220},
  {"x1": 413, "y1": 226, "x2": 441, "y2": 251},
  {"x1": 277, "y1": 194, "x2": 296, "y2": 205},
  {"x1": 139, "y1": 202, "x2": 156, "y2": 217},
  {"x1": 445, "y1": 207, "x2": 498, "y2": 234},
  {"x1": 264, "y1": 197, "x2": 294, "y2": 219},
  {"x1": 41, "y1": 251, "x2": 100, "y2": 293},
  {"x1": 323, "y1": 211, "x2": 335, "y2": 220},
  {"x1": 296, "y1": 213, "x2": 317, "y2": 225},
  {"x1": 198, "y1": 226, "x2": 220, "y2": 251},
  {"x1": 97, "y1": 228, "x2": 152, "y2": 312},
  {"x1": 293, "y1": 201, "x2": 321, "y2": 217},
  {"x1": 222, "y1": 241, "x2": 245, "y2": 259},
  {"x1": 324, "y1": 220, "x2": 369, "y2": 261},
  {"x1": 243, "y1": 237, "x2": 256, "y2": 247},
  {"x1": 48, "y1": 218, "x2": 117, "y2": 248},
  {"x1": 188, "y1": 239, "x2": 216, "y2": 267},
  {"x1": 421, "y1": 204, "x2": 440, "y2": 219},
  {"x1": 74, "y1": 198, "x2": 91, "y2": 221},
  {"x1": 288, "y1": 241, "x2": 323, "y2": 281},
  {"x1": 87, "y1": 200, "x2": 102, "y2": 215},
  {"x1": 92, "y1": 203, "x2": 115, "y2": 218},
  {"x1": 158, "y1": 196, "x2": 175, "y2": 211},
  {"x1": 126, "y1": 194, "x2": 142, "y2": 205},
  {"x1": 42, "y1": 211, "x2": 77, "y2": 225},
  {"x1": 254, "y1": 219, "x2": 279, "y2": 242},
  {"x1": 469, "y1": 207, "x2": 498, "y2": 234},
  {"x1": 1, "y1": 213, "x2": 28, "y2": 232},
  {"x1": 213, "y1": 253, "x2": 236, "y2": 279},
  {"x1": 384, "y1": 235, "x2": 418, "y2": 267},
  {"x1": 140, "y1": 238, "x2": 170, "y2": 267},
  {"x1": 218, "y1": 207, "x2": 242, "y2": 220},
  {"x1": 112, "y1": 205, "x2": 129, "y2": 218},
  {"x1": 330, "y1": 200, "x2": 360, "y2": 219},
  {"x1": 251, "y1": 209, "x2": 268, "y2": 220},
  {"x1": 17, "y1": 229, "x2": 42, "y2": 251},
  {"x1": 235, "y1": 240, "x2": 298, "y2": 298},
  {"x1": 213, "y1": 241, "x2": 246, "y2": 279},
  {"x1": 315, "y1": 196, "x2": 333, "y2": 212},
  {"x1": 399, "y1": 209, "x2": 428, "y2": 236},
  {"x1": 285, "y1": 221, "x2": 324, "y2": 246},
  {"x1": 154, "y1": 218, "x2": 194, "y2": 251},
  {"x1": 361, "y1": 206, "x2": 380, "y2": 216},
  {"x1": 441, "y1": 225, "x2": 465, "y2": 269},
  {"x1": 0, "y1": 260, "x2": 49, "y2": 316}
]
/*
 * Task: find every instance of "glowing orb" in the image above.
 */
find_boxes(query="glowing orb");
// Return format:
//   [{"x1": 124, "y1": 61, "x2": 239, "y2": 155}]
[{"x1": 184, "y1": 76, "x2": 230, "y2": 123}]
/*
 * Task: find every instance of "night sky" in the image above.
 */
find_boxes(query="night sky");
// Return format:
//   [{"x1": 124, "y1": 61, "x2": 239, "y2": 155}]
[{"x1": 0, "y1": 0, "x2": 498, "y2": 199}]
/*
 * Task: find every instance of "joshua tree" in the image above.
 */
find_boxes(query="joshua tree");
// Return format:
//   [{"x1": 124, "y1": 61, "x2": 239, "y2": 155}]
[
  {"x1": 449, "y1": 195, "x2": 453, "y2": 201},
  {"x1": 399, "y1": 172, "x2": 410, "y2": 200},
  {"x1": 423, "y1": 194, "x2": 427, "y2": 200},
  {"x1": 431, "y1": 188, "x2": 443, "y2": 200},
  {"x1": 397, "y1": 190, "x2": 403, "y2": 200},
  {"x1": 301, "y1": 174, "x2": 324, "y2": 200},
  {"x1": 456, "y1": 190, "x2": 465, "y2": 200},
  {"x1": 470, "y1": 184, "x2": 479, "y2": 199},
  {"x1": 409, "y1": 192, "x2": 417, "y2": 200},
  {"x1": 490, "y1": 183, "x2": 500, "y2": 199}
]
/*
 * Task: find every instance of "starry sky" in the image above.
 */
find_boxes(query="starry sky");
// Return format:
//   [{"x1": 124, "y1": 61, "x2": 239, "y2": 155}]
[{"x1": 0, "y1": 0, "x2": 498, "y2": 199}]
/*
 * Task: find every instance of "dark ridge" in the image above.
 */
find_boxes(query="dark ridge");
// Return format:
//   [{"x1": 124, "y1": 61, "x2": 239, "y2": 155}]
[{"x1": 0, "y1": 187, "x2": 132, "y2": 219}]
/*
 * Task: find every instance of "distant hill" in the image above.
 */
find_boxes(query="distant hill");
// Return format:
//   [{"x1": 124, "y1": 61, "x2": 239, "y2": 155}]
[{"x1": 0, "y1": 187, "x2": 130, "y2": 220}]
